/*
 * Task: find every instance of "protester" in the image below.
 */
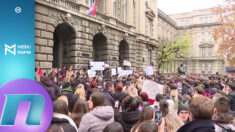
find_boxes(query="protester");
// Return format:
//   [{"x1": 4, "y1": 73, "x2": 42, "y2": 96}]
[
  {"x1": 78, "y1": 91, "x2": 114, "y2": 132},
  {"x1": 117, "y1": 96, "x2": 141, "y2": 132},
  {"x1": 212, "y1": 96, "x2": 235, "y2": 131},
  {"x1": 70, "y1": 98, "x2": 89, "y2": 127},
  {"x1": 50, "y1": 100, "x2": 77, "y2": 132},
  {"x1": 137, "y1": 120, "x2": 158, "y2": 132},
  {"x1": 139, "y1": 92, "x2": 151, "y2": 107},
  {"x1": 131, "y1": 106, "x2": 155, "y2": 132},
  {"x1": 227, "y1": 82, "x2": 235, "y2": 111},
  {"x1": 177, "y1": 95, "x2": 215, "y2": 132},
  {"x1": 165, "y1": 113, "x2": 184, "y2": 132},
  {"x1": 103, "y1": 122, "x2": 124, "y2": 132},
  {"x1": 177, "y1": 104, "x2": 190, "y2": 124},
  {"x1": 104, "y1": 81, "x2": 115, "y2": 106}
]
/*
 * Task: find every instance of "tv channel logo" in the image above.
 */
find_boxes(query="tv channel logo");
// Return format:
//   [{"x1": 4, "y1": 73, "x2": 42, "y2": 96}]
[
  {"x1": 0, "y1": 79, "x2": 53, "y2": 132},
  {"x1": 5, "y1": 44, "x2": 16, "y2": 55}
]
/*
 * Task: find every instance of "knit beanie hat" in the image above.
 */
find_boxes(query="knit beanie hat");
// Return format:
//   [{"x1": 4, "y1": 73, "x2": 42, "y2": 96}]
[{"x1": 177, "y1": 104, "x2": 189, "y2": 114}]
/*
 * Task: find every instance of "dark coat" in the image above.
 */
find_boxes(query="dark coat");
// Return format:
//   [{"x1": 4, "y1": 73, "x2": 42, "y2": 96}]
[
  {"x1": 113, "y1": 90, "x2": 128, "y2": 105},
  {"x1": 227, "y1": 91, "x2": 235, "y2": 111},
  {"x1": 117, "y1": 111, "x2": 141, "y2": 132},
  {"x1": 177, "y1": 119, "x2": 215, "y2": 132},
  {"x1": 104, "y1": 89, "x2": 115, "y2": 106},
  {"x1": 142, "y1": 101, "x2": 151, "y2": 107},
  {"x1": 51, "y1": 113, "x2": 77, "y2": 132}
]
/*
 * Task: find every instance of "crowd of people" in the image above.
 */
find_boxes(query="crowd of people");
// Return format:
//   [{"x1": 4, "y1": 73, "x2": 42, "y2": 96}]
[{"x1": 35, "y1": 65, "x2": 235, "y2": 132}]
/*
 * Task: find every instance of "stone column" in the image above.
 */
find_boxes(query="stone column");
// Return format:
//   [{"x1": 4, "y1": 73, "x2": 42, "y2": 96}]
[
  {"x1": 126, "y1": 0, "x2": 133, "y2": 25},
  {"x1": 105, "y1": 0, "x2": 113, "y2": 17}
]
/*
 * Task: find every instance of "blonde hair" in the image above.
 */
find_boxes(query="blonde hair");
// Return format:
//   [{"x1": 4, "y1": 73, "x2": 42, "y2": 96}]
[
  {"x1": 189, "y1": 95, "x2": 214, "y2": 119},
  {"x1": 165, "y1": 113, "x2": 184, "y2": 132},
  {"x1": 170, "y1": 89, "x2": 178, "y2": 110},
  {"x1": 136, "y1": 78, "x2": 143, "y2": 92},
  {"x1": 57, "y1": 95, "x2": 68, "y2": 106},
  {"x1": 74, "y1": 84, "x2": 86, "y2": 100},
  {"x1": 127, "y1": 86, "x2": 138, "y2": 97}
]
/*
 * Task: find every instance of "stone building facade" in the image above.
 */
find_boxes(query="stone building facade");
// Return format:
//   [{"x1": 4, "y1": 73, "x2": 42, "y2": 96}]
[
  {"x1": 35, "y1": 0, "x2": 159, "y2": 72},
  {"x1": 158, "y1": 9, "x2": 225, "y2": 74}
]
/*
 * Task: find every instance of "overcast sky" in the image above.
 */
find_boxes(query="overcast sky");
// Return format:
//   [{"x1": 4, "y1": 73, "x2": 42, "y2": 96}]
[{"x1": 158, "y1": 0, "x2": 224, "y2": 14}]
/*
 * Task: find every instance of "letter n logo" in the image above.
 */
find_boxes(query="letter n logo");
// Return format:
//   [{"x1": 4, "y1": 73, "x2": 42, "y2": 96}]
[{"x1": 0, "y1": 94, "x2": 45, "y2": 126}]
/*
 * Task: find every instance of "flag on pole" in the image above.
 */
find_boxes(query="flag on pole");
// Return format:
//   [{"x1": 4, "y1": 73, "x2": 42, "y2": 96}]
[{"x1": 88, "y1": 0, "x2": 98, "y2": 15}]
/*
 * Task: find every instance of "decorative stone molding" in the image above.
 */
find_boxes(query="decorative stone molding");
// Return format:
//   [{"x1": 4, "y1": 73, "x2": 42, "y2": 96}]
[
  {"x1": 97, "y1": 24, "x2": 107, "y2": 34},
  {"x1": 199, "y1": 43, "x2": 214, "y2": 48}
]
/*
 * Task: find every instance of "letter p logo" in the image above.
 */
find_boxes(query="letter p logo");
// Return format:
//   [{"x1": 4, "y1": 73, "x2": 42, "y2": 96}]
[{"x1": 0, "y1": 95, "x2": 45, "y2": 126}]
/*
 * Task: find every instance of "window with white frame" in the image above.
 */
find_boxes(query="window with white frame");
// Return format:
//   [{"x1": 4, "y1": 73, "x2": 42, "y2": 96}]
[
  {"x1": 202, "y1": 62, "x2": 205, "y2": 72},
  {"x1": 208, "y1": 32, "x2": 212, "y2": 42},
  {"x1": 113, "y1": 0, "x2": 116, "y2": 17},
  {"x1": 86, "y1": 0, "x2": 94, "y2": 7},
  {"x1": 200, "y1": 17, "x2": 203, "y2": 24},
  {"x1": 208, "y1": 62, "x2": 212, "y2": 73},
  {"x1": 201, "y1": 48, "x2": 205, "y2": 57},
  {"x1": 146, "y1": 19, "x2": 152, "y2": 37},
  {"x1": 201, "y1": 32, "x2": 205, "y2": 42},
  {"x1": 124, "y1": 0, "x2": 127, "y2": 23},
  {"x1": 205, "y1": 17, "x2": 208, "y2": 23}
]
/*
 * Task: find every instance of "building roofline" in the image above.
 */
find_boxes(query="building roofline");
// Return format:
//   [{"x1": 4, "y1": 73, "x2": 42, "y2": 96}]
[{"x1": 158, "y1": 8, "x2": 178, "y2": 28}]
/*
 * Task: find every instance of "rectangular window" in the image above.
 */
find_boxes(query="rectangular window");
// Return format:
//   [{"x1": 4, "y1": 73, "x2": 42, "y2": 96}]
[
  {"x1": 147, "y1": 19, "x2": 151, "y2": 37},
  {"x1": 146, "y1": 0, "x2": 151, "y2": 8},
  {"x1": 201, "y1": 48, "x2": 205, "y2": 57},
  {"x1": 113, "y1": 0, "x2": 116, "y2": 17},
  {"x1": 200, "y1": 17, "x2": 203, "y2": 24},
  {"x1": 124, "y1": 0, "x2": 127, "y2": 23},
  {"x1": 202, "y1": 32, "x2": 205, "y2": 42},
  {"x1": 205, "y1": 17, "x2": 208, "y2": 23},
  {"x1": 208, "y1": 32, "x2": 212, "y2": 42},
  {"x1": 202, "y1": 62, "x2": 205, "y2": 72},
  {"x1": 208, "y1": 63, "x2": 211, "y2": 73},
  {"x1": 86, "y1": 0, "x2": 94, "y2": 7}
]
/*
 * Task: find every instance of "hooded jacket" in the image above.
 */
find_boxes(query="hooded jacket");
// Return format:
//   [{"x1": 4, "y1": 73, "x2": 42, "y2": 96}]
[
  {"x1": 177, "y1": 119, "x2": 215, "y2": 132},
  {"x1": 227, "y1": 91, "x2": 235, "y2": 111},
  {"x1": 51, "y1": 113, "x2": 78, "y2": 132},
  {"x1": 117, "y1": 110, "x2": 141, "y2": 132},
  {"x1": 78, "y1": 106, "x2": 114, "y2": 132},
  {"x1": 212, "y1": 113, "x2": 235, "y2": 132}
]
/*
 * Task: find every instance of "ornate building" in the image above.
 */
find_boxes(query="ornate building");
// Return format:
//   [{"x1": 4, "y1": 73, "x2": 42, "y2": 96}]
[
  {"x1": 158, "y1": 9, "x2": 225, "y2": 74},
  {"x1": 35, "y1": 0, "x2": 159, "y2": 72}
]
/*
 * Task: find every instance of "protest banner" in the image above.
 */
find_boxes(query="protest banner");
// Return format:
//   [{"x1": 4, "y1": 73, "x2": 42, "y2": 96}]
[
  {"x1": 146, "y1": 66, "x2": 154, "y2": 76},
  {"x1": 118, "y1": 70, "x2": 133, "y2": 77},
  {"x1": 142, "y1": 80, "x2": 163, "y2": 100},
  {"x1": 90, "y1": 62, "x2": 105, "y2": 71},
  {"x1": 88, "y1": 70, "x2": 96, "y2": 77},
  {"x1": 112, "y1": 68, "x2": 117, "y2": 76}
]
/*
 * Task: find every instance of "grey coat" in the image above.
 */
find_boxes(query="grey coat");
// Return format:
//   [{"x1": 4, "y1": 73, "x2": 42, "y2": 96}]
[{"x1": 78, "y1": 106, "x2": 114, "y2": 132}]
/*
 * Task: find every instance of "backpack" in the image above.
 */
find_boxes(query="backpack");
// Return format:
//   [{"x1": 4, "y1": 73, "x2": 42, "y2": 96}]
[{"x1": 203, "y1": 89, "x2": 211, "y2": 98}]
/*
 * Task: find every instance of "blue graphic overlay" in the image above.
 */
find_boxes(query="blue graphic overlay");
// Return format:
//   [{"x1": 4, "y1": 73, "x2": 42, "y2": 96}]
[
  {"x1": 0, "y1": 1, "x2": 35, "y2": 85},
  {"x1": 0, "y1": 94, "x2": 45, "y2": 126}
]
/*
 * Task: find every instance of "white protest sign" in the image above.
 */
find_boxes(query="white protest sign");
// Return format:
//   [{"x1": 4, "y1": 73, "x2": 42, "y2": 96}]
[
  {"x1": 146, "y1": 66, "x2": 154, "y2": 76},
  {"x1": 90, "y1": 62, "x2": 105, "y2": 71},
  {"x1": 88, "y1": 70, "x2": 96, "y2": 77},
  {"x1": 117, "y1": 67, "x2": 122, "y2": 73},
  {"x1": 123, "y1": 60, "x2": 131, "y2": 67},
  {"x1": 112, "y1": 68, "x2": 117, "y2": 76},
  {"x1": 119, "y1": 70, "x2": 133, "y2": 77},
  {"x1": 142, "y1": 80, "x2": 163, "y2": 100}
]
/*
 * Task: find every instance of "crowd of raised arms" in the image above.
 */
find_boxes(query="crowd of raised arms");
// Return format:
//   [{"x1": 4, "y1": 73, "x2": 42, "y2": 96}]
[{"x1": 35, "y1": 65, "x2": 235, "y2": 132}]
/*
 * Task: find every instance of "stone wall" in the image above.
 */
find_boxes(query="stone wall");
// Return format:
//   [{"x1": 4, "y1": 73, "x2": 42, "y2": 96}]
[{"x1": 35, "y1": 0, "x2": 158, "y2": 73}]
